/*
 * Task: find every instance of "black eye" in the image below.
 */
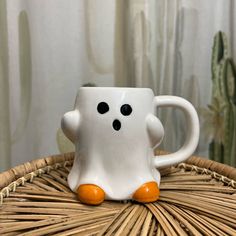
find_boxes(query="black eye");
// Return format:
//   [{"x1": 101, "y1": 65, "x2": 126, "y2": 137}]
[
  {"x1": 97, "y1": 102, "x2": 109, "y2": 114},
  {"x1": 120, "y1": 104, "x2": 132, "y2": 116}
]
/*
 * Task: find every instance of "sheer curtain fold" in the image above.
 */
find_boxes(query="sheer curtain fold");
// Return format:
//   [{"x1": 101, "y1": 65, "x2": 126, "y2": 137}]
[
  {"x1": 0, "y1": 0, "x2": 11, "y2": 171},
  {"x1": 0, "y1": 0, "x2": 235, "y2": 171}
]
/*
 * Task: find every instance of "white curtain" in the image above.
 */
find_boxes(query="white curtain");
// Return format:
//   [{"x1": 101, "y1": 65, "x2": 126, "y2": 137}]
[{"x1": 0, "y1": 0, "x2": 235, "y2": 171}]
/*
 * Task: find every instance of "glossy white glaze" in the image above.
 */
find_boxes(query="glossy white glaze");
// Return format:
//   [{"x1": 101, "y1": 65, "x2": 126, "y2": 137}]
[{"x1": 62, "y1": 87, "x2": 199, "y2": 200}]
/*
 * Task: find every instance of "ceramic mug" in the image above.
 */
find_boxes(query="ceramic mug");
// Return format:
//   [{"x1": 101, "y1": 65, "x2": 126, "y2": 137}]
[{"x1": 62, "y1": 87, "x2": 199, "y2": 205}]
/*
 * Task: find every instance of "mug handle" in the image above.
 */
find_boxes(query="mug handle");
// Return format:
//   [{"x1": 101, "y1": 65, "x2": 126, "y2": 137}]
[{"x1": 152, "y1": 96, "x2": 199, "y2": 168}]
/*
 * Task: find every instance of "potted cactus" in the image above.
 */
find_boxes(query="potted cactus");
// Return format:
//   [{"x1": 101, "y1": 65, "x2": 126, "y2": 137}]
[{"x1": 202, "y1": 31, "x2": 236, "y2": 166}]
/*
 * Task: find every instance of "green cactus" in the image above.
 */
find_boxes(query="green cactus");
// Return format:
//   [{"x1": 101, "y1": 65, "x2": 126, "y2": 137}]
[{"x1": 209, "y1": 31, "x2": 236, "y2": 166}]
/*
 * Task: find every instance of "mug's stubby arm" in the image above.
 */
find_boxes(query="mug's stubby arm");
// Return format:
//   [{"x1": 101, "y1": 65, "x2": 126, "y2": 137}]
[
  {"x1": 61, "y1": 109, "x2": 80, "y2": 143},
  {"x1": 152, "y1": 96, "x2": 199, "y2": 169},
  {"x1": 146, "y1": 114, "x2": 164, "y2": 148}
]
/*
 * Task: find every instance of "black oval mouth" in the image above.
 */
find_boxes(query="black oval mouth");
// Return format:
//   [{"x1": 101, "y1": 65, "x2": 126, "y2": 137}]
[{"x1": 112, "y1": 119, "x2": 121, "y2": 131}]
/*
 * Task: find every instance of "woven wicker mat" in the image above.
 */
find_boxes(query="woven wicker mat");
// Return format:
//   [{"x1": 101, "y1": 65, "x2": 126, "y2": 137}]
[{"x1": 0, "y1": 151, "x2": 236, "y2": 236}]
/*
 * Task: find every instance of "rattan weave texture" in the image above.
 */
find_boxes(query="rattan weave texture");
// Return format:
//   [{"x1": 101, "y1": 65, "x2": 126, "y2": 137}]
[{"x1": 0, "y1": 151, "x2": 236, "y2": 235}]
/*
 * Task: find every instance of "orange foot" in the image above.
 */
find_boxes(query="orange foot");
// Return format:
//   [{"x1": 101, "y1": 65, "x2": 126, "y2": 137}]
[
  {"x1": 133, "y1": 182, "x2": 160, "y2": 203},
  {"x1": 77, "y1": 184, "x2": 105, "y2": 205}
]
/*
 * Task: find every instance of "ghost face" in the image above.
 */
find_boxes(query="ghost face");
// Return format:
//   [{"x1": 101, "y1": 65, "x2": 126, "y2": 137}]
[
  {"x1": 75, "y1": 88, "x2": 155, "y2": 144},
  {"x1": 97, "y1": 102, "x2": 132, "y2": 131}
]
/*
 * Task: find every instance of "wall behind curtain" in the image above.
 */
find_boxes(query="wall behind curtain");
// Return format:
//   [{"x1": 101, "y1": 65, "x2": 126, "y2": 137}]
[{"x1": 0, "y1": 0, "x2": 235, "y2": 171}]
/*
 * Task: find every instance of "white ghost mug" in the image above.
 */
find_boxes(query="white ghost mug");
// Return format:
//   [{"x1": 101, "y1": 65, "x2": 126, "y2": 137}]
[{"x1": 62, "y1": 87, "x2": 199, "y2": 205}]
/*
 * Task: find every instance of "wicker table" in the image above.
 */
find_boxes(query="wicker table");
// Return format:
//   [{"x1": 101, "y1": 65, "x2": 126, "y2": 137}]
[{"x1": 0, "y1": 152, "x2": 236, "y2": 235}]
